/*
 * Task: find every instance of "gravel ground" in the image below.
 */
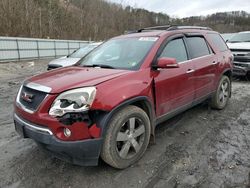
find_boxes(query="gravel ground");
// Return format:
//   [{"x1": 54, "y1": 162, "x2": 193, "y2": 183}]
[{"x1": 0, "y1": 60, "x2": 250, "y2": 188}]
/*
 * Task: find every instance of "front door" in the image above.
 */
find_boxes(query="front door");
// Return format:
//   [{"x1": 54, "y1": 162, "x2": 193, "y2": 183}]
[{"x1": 153, "y1": 36, "x2": 195, "y2": 117}]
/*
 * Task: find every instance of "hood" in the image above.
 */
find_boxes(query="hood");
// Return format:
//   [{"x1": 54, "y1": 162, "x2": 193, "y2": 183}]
[
  {"x1": 227, "y1": 42, "x2": 250, "y2": 50},
  {"x1": 27, "y1": 66, "x2": 131, "y2": 94},
  {"x1": 48, "y1": 57, "x2": 81, "y2": 67}
]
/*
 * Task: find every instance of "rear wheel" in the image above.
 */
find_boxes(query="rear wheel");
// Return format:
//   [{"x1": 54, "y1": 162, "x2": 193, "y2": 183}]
[
  {"x1": 210, "y1": 75, "x2": 231, "y2": 109},
  {"x1": 101, "y1": 105, "x2": 151, "y2": 169}
]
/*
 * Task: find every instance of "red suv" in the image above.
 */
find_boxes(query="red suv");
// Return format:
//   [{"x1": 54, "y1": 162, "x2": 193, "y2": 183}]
[{"x1": 14, "y1": 26, "x2": 233, "y2": 169}]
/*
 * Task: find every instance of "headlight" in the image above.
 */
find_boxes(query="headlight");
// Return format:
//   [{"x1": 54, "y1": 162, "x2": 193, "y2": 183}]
[{"x1": 49, "y1": 87, "x2": 96, "y2": 117}]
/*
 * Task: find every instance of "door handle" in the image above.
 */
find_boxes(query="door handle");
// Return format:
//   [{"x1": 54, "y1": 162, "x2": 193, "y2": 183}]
[
  {"x1": 212, "y1": 61, "x2": 218, "y2": 65},
  {"x1": 186, "y1": 69, "x2": 195, "y2": 74}
]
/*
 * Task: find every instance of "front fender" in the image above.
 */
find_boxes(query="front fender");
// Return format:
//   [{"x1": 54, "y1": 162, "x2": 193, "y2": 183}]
[
  {"x1": 92, "y1": 68, "x2": 154, "y2": 111},
  {"x1": 93, "y1": 96, "x2": 155, "y2": 137},
  {"x1": 90, "y1": 68, "x2": 155, "y2": 137}
]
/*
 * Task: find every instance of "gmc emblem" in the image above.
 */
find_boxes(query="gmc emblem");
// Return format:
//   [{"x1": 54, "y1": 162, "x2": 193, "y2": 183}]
[{"x1": 21, "y1": 92, "x2": 34, "y2": 103}]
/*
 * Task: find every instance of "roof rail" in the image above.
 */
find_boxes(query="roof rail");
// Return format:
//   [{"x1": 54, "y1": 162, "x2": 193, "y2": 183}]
[
  {"x1": 167, "y1": 26, "x2": 212, "y2": 31},
  {"x1": 125, "y1": 25, "x2": 212, "y2": 34},
  {"x1": 138, "y1": 25, "x2": 173, "y2": 32}
]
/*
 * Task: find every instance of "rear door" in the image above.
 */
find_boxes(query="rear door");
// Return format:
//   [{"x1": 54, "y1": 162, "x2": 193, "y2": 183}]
[
  {"x1": 153, "y1": 35, "x2": 195, "y2": 117},
  {"x1": 185, "y1": 35, "x2": 216, "y2": 100}
]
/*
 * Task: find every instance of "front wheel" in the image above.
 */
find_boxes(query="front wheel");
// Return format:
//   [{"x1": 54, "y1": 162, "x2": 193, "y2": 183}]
[
  {"x1": 210, "y1": 75, "x2": 231, "y2": 110},
  {"x1": 101, "y1": 105, "x2": 151, "y2": 169}
]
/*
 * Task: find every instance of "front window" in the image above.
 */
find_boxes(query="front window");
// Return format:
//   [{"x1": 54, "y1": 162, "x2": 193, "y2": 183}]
[
  {"x1": 160, "y1": 38, "x2": 188, "y2": 62},
  {"x1": 228, "y1": 33, "x2": 250, "y2": 43},
  {"x1": 78, "y1": 37, "x2": 158, "y2": 70}
]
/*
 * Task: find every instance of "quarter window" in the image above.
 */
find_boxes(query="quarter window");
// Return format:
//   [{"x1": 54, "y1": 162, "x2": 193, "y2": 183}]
[
  {"x1": 160, "y1": 38, "x2": 188, "y2": 63},
  {"x1": 186, "y1": 37, "x2": 210, "y2": 59},
  {"x1": 207, "y1": 33, "x2": 228, "y2": 52}
]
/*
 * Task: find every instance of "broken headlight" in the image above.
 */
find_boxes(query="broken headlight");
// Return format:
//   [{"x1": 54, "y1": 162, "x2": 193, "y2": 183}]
[{"x1": 49, "y1": 87, "x2": 96, "y2": 117}]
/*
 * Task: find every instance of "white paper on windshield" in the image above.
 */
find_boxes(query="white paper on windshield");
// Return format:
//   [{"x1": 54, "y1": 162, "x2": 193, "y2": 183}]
[{"x1": 138, "y1": 37, "x2": 158, "y2": 42}]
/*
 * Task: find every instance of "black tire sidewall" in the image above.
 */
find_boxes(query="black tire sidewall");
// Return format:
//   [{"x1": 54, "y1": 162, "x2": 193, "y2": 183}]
[
  {"x1": 215, "y1": 76, "x2": 231, "y2": 109},
  {"x1": 102, "y1": 106, "x2": 151, "y2": 169}
]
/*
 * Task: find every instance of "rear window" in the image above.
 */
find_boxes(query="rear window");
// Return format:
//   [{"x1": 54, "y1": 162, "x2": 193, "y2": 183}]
[
  {"x1": 207, "y1": 33, "x2": 228, "y2": 52},
  {"x1": 186, "y1": 37, "x2": 210, "y2": 59}
]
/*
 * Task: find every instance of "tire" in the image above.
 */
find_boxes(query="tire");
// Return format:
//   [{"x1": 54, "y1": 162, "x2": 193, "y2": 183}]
[
  {"x1": 210, "y1": 75, "x2": 231, "y2": 110},
  {"x1": 101, "y1": 105, "x2": 151, "y2": 169}
]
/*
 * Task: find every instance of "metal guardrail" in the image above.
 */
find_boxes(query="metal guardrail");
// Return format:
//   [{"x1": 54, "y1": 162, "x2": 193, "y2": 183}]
[{"x1": 0, "y1": 37, "x2": 91, "y2": 62}]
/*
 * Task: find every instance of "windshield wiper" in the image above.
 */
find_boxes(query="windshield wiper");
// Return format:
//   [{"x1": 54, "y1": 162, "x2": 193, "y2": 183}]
[
  {"x1": 228, "y1": 41, "x2": 245, "y2": 43},
  {"x1": 83, "y1": 64, "x2": 115, "y2": 69}
]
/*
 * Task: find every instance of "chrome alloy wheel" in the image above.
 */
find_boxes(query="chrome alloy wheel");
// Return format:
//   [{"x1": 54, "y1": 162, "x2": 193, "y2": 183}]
[
  {"x1": 219, "y1": 80, "x2": 229, "y2": 105},
  {"x1": 116, "y1": 117, "x2": 146, "y2": 159}
]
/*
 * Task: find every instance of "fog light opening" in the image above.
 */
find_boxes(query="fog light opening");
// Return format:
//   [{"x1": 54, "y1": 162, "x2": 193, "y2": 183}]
[{"x1": 64, "y1": 128, "x2": 71, "y2": 137}]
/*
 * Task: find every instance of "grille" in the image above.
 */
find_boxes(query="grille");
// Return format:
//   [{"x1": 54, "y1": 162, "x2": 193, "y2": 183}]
[
  {"x1": 230, "y1": 49, "x2": 250, "y2": 53},
  {"x1": 234, "y1": 56, "x2": 250, "y2": 62},
  {"x1": 19, "y1": 86, "x2": 47, "y2": 111},
  {"x1": 47, "y1": 64, "x2": 62, "y2": 70},
  {"x1": 234, "y1": 63, "x2": 249, "y2": 68}
]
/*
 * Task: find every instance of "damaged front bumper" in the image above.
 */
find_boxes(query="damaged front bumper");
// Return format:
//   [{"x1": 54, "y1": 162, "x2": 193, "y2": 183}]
[{"x1": 14, "y1": 113, "x2": 103, "y2": 166}]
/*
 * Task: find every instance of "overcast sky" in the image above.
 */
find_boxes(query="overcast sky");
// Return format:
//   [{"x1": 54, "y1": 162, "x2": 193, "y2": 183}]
[{"x1": 108, "y1": 0, "x2": 250, "y2": 18}]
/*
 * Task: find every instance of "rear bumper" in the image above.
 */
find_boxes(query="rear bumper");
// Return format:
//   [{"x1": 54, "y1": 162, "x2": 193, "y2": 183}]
[{"x1": 14, "y1": 113, "x2": 103, "y2": 166}]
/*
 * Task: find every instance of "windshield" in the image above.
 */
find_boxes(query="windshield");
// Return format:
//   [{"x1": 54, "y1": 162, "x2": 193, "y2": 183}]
[
  {"x1": 228, "y1": 33, "x2": 250, "y2": 43},
  {"x1": 68, "y1": 45, "x2": 98, "y2": 58},
  {"x1": 78, "y1": 37, "x2": 158, "y2": 70}
]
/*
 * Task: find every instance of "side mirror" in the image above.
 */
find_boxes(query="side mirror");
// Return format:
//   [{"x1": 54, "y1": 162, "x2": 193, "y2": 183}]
[{"x1": 155, "y1": 57, "x2": 179, "y2": 69}]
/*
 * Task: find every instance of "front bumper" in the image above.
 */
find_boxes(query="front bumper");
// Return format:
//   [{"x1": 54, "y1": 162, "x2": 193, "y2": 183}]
[
  {"x1": 233, "y1": 62, "x2": 250, "y2": 76},
  {"x1": 14, "y1": 113, "x2": 103, "y2": 166}
]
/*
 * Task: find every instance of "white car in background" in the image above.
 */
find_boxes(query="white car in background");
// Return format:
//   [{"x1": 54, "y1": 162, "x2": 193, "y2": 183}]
[
  {"x1": 47, "y1": 42, "x2": 102, "y2": 70},
  {"x1": 221, "y1": 33, "x2": 235, "y2": 41},
  {"x1": 227, "y1": 31, "x2": 250, "y2": 77}
]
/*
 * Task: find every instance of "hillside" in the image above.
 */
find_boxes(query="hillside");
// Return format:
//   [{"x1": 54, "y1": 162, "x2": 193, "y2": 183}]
[{"x1": 0, "y1": 0, "x2": 249, "y2": 40}]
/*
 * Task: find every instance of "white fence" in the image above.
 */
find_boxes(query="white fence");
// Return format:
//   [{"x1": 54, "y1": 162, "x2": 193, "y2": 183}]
[{"x1": 0, "y1": 37, "x2": 91, "y2": 62}]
